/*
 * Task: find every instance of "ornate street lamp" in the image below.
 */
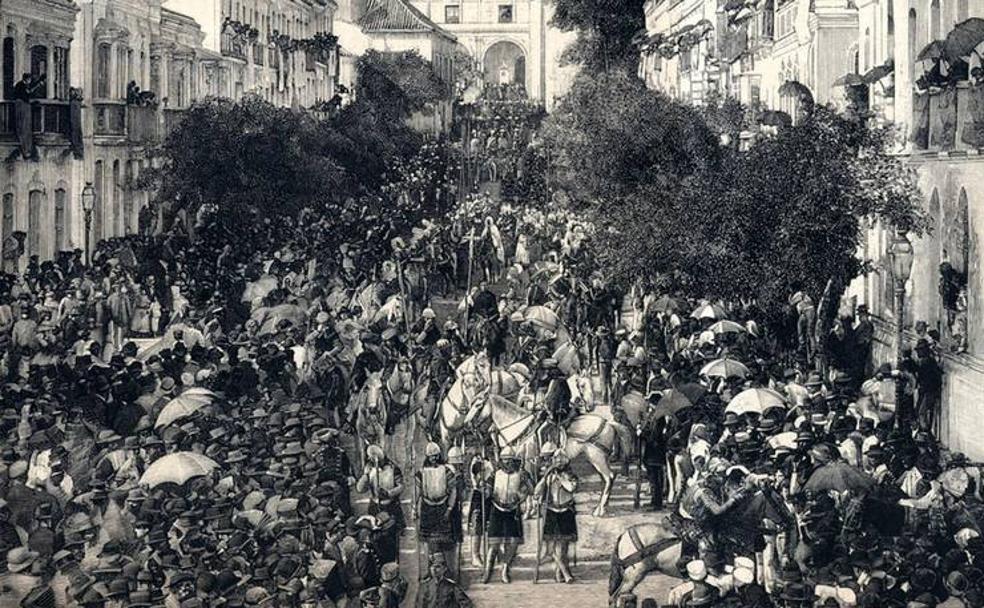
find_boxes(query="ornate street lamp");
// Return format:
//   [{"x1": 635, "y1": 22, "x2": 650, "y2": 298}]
[
  {"x1": 81, "y1": 182, "x2": 95, "y2": 266},
  {"x1": 888, "y1": 228, "x2": 914, "y2": 425}
]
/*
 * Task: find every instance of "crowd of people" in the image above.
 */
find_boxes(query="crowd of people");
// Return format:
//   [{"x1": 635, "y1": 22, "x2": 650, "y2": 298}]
[{"x1": 0, "y1": 88, "x2": 978, "y2": 608}]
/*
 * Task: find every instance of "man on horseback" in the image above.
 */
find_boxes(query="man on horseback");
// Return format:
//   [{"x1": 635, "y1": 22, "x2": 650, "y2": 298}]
[
  {"x1": 683, "y1": 469, "x2": 751, "y2": 563},
  {"x1": 483, "y1": 447, "x2": 534, "y2": 584}
]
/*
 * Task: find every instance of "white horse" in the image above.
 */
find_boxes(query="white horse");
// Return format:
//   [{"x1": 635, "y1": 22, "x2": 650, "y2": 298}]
[{"x1": 487, "y1": 394, "x2": 633, "y2": 517}]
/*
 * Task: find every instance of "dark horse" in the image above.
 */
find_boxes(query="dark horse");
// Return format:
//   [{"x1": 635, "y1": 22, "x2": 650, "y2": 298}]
[
  {"x1": 608, "y1": 486, "x2": 798, "y2": 604},
  {"x1": 470, "y1": 315, "x2": 507, "y2": 365}
]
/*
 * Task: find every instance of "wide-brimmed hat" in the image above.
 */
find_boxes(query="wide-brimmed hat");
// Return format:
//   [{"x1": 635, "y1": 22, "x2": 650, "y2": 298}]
[{"x1": 7, "y1": 547, "x2": 39, "y2": 573}]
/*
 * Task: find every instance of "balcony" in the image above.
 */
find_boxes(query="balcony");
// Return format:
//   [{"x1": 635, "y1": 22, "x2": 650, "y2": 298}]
[
  {"x1": 127, "y1": 105, "x2": 159, "y2": 144},
  {"x1": 93, "y1": 101, "x2": 126, "y2": 137},
  {"x1": 221, "y1": 33, "x2": 247, "y2": 62},
  {"x1": 0, "y1": 100, "x2": 70, "y2": 139},
  {"x1": 911, "y1": 83, "x2": 984, "y2": 153}
]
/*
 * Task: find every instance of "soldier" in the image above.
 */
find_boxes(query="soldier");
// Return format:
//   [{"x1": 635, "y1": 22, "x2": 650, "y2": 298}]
[
  {"x1": 534, "y1": 450, "x2": 579, "y2": 584},
  {"x1": 467, "y1": 450, "x2": 493, "y2": 567},
  {"x1": 415, "y1": 553, "x2": 473, "y2": 608},
  {"x1": 415, "y1": 442, "x2": 459, "y2": 572},
  {"x1": 314, "y1": 428, "x2": 355, "y2": 516},
  {"x1": 356, "y1": 445, "x2": 405, "y2": 561},
  {"x1": 482, "y1": 446, "x2": 534, "y2": 584},
  {"x1": 447, "y1": 446, "x2": 467, "y2": 568}
]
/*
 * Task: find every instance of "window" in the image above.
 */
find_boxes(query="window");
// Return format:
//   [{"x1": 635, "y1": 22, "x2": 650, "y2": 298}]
[
  {"x1": 53, "y1": 47, "x2": 69, "y2": 100},
  {"x1": 27, "y1": 190, "x2": 41, "y2": 257},
  {"x1": 930, "y1": 0, "x2": 941, "y2": 42},
  {"x1": 446, "y1": 5, "x2": 460, "y2": 23},
  {"x1": 1, "y1": 194, "x2": 13, "y2": 249},
  {"x1": 124, "y1": 161, "x2": 135, "y2": 235},
  {"x1": 97, "y1": 43, "x2": 111, "y2": 99},
  {"x1": 54, "y1": 189, "x2": 66, "y2": 251},
  {"x1": 498, "y1": 5, "x2": 513, "y2": 23},
  {"x1": 30, "y1": 46, "x2": 48, "y2": 99},
  {"x1": 3, "y1": 38, "x2": 15, "y2": 99}
]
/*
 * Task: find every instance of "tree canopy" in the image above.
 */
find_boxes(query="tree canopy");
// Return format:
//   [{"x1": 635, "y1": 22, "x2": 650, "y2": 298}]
[{"x1": 550, "y1": 0, "x2": 648, "y2": 73}]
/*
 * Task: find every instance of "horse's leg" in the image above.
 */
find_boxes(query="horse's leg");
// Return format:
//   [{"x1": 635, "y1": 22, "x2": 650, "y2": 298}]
[
  {"x1": 583, "y1": 443, "x2": 614, "y2": 518},
  {"x1": 611, "y1": 564, "x2": 648, "y2": 606}
]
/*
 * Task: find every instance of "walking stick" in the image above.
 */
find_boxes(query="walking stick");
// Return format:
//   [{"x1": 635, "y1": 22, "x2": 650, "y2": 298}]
[{"x1": 533, "y1": 500, "x2": 542, "y2": 584}]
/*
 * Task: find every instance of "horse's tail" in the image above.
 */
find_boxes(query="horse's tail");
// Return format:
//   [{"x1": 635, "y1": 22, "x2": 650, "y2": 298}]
[
  {"x1": 608, "y1": 419, "x2": 634, "y2": 463},
  {"x1": 608, "y1": 536, "x2": 624, "y2": 599}
]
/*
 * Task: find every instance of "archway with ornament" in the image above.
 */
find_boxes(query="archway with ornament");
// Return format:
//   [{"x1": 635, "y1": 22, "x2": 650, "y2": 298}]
[{"x1": 483, "y1": 40, "x2": 526, "y2": 89}]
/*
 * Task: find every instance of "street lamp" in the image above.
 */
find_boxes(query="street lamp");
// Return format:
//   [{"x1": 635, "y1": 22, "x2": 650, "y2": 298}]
[
  {"x1": 81, "y1": 182, "x2": 95, "y2": 266},
  {"x1": 889, "y1": 228, "x2": 914, "y2": 425}
]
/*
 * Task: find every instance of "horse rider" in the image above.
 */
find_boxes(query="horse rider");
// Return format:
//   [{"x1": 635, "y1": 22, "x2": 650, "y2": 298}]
[
  {"x1": 483, "y1": 446, "x2": 534, "y2": 584},
  {"x1": 533, "y1": 450, "x2": 579, "y2": 584},
  {"x1": 639, "y1": 403, "x2": 669, "y2": 512},
  {"x1": 686, "y1": 466, "x2": 750, "y2": 563},
  {"x1": 613, "y1": 357, "x2": 646, "y2": 428},
  {"x1": 314, "y1": 428, "x2": 355, "y2": 516},
  {"x1": 425, "y1": 339, "x2": 455, "y2": 434},
  {"x1": 537, "y1": 358, "x2": 575, "y2": 446},
  {"x1": 411, "y1": 307, "x2": 441, "y2": 371},
  {"x1": 416, "y1": 443, "x2": 459, "y2": 574},
  {"x1": 356, "y1": 444, "x2": 406, "y2": 560}
]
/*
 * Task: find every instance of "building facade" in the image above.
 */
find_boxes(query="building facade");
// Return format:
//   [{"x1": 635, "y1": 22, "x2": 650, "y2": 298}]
[
  {"x1": 640, "y1": 0, "x2": 984, "y2": 458},
  {"x1": 0, "y1": 0, "x2": 340, "y2": 272},
  {"x1": 407, "y1": 0, "x2": 575, "y2": 108}
]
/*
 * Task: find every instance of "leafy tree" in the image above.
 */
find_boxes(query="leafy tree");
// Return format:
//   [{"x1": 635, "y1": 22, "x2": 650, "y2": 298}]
[
  {"x1": 550, "y1": 0, "x2": 647, "y2": 73},
  {"x1": 541, "y1": 70, "x2": 721, "y2": 206},
  {"x1": 355, "y1": 50, "x2": 449, "y2": 122}
]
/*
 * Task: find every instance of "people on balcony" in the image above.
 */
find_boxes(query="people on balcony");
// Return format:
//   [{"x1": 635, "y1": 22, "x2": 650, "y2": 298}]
[{"x1": 9, "y1": 73, "x2": 44, "y2": 162}]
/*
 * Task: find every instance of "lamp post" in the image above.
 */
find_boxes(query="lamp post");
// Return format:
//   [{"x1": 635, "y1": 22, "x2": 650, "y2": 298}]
[
  {"x1": 81, "y1": 182, "x2": 95, "y2": 266},
  {"x1": 888, "y1": 228, "x2": 914, "y2": 425}
]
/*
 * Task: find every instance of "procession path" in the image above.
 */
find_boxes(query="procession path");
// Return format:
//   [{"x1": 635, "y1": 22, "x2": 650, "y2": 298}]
[{"x1": 339, "y1": 285, "x2": 676, "y2": 607}]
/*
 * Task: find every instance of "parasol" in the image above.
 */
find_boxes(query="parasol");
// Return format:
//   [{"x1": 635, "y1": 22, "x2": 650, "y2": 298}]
[
  {"x1": 699, "y1": 358, "x2": 750, "y2": 380},
  {"x1": 690, "y1": 303, "x2": 728, "y2": 320},
  {"x1": 139, "y1": 452, "x2": 219, "y2": 488},
  {"x1": 832, "y1": 73, "x2": 865, "y2": 87},
  {"x1": 726, "y1": 388, "x2": 786, "y2": 415},
  {"x1": 916, "y1": 40, "x2": 947, "y2": 62},
  {"x1": 652, "y1": 295, "x2": 680, "y2": 313},
  {"x1": 779, "y1": 80, "x2": 815, "y2": 105},
  {"x1": 154, "y1": 392, "x2": 218, "y2": 429},
  {"x1": 862, "y1": 59, "x2": 894, "y2": 84},
  {"x1": 655, "y1": 389, "x2": 697, "y2": 417},
  {"x1": 709, "y1": 320, "x2": 746, "y2": 335},
  {"x1": 803, "y1": 461, "x2": 874, "y2": 493},
  {"x1": 943, "y1": 18, "x2": 984, "y2": 62}
]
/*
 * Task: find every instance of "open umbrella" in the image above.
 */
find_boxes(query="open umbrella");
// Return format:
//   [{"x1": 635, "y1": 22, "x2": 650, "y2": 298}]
[
  {"x1": 917, "y1": 40, "x2": 947, "y2": 62},
  {"x1": 154, "y1": 392, "x2": 217, "y2": 429},
  {"x1": 803, "y1": 461, "x2": 874, "y2": 493},
  {"x1": 726, "y1": 388, "x2": 786, "y2": 415},
  {"x1": 652, "y1": 295, "x2": 680, "y2": 313},
  {"x1": 139, "y1": 453, "x2": 219, "y2": 488},
  {"x1": 690, "y1": 303, "x2": 728, "y2": 320},
  {"x1": 832, "y1": 73, "x2": 865, "y2": 87},
  {"x1": 699, "y1": 358, "x2": 750, "y2": 380},
  {"x1": 862, "y1": 59, "x2": 894, "y2": 84},
  {"x1": 943, "y1": 18, "x2": 984, "y2": 62},
  {"x1": 709, "y1": 320, "x2": 746, "y2": 335}
]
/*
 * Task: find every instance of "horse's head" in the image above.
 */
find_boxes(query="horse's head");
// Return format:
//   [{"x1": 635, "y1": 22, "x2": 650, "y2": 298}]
[{"x1": 570, "y1": 372, "x2": 596, "y2": 412}]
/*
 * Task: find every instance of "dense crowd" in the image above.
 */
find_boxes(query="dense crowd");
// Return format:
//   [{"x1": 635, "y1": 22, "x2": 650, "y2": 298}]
[{"x1": 0, "y1": 109, "x2": 977, "y2": 608}]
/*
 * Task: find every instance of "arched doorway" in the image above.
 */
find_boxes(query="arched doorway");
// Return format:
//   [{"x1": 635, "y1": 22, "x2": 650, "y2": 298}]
[{"x1": 483, "y1": 41, "x2": 526, "y2": 88}]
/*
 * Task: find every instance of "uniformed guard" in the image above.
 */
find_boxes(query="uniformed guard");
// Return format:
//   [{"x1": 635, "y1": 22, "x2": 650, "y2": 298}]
[
  {"x1": 416, "y1": 442, "x2": 459, "y2": 571},
  {"x1": 467, "y1": 451, "x2": 493, "y2": 567},
  {"x1": 356, "y1": 444, "x2": 405, "y2": 561},
  {"x1": 482, "y1": 446, "x2": 534, "y2": 584},
  {"x1": 447, "y1": 446, "x2": 467, "y2": 571},
  {"x1": 415, "y1": 553, "x2": 473, "y2": 608},
  {"x1": 534, "y1": 451, "x2": 579, "y2": 584}
]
